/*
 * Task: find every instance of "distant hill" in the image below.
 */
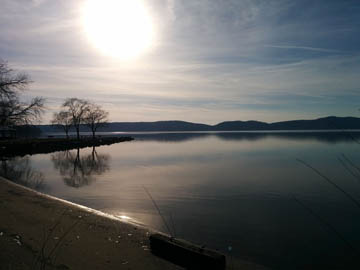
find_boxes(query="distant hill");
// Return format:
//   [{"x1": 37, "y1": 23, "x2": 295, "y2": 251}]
[
  {"x1": 38, "y1": 116, "x2": 360, "y2": 133},
  {"x1": 214, "y1": 120, "x2": 269, "y2": 131},
  {"x1": 215, "y1": 116, "x2": 360, "y2": 131},
  {"x1": 100, "y1": 120, "x2": 212, "y2": 132}
]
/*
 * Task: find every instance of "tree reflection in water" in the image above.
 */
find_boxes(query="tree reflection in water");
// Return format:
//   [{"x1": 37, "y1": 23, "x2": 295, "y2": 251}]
[
  {"x1": 51, "y1": 146, "x2": 110, "y2": 188},
  {"x1": 0, "y1": 156, "x2": 45, "y2": 190}
]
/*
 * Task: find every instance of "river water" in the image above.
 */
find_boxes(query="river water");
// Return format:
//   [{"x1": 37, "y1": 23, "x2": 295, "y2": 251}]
[{"x1": 2, "y1": 131, "x2": 360, "y2": 269}]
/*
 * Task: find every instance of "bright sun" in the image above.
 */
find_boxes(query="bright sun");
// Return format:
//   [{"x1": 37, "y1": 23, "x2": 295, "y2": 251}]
[{"x1": 82, "y1": 0, "x2": 155, "y2": 60}]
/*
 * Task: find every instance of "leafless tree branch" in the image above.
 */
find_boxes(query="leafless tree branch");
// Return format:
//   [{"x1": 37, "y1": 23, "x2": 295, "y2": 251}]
[{"x1": 0, "y1": 59, "x2": 44, "y2": 127}]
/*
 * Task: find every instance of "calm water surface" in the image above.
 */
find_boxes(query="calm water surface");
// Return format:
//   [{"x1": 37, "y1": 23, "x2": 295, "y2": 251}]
[{"x1": 2, "y1": 132, "x2": 360, "y2": 269}]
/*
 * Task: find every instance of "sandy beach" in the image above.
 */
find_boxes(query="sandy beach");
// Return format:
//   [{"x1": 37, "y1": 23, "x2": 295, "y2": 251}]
[{"x1": 0, "y1": 176, "x2": 269, "y2": 270}]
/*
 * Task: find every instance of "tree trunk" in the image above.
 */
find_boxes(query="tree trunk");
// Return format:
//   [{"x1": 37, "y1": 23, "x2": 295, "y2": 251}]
[{"x1": 76, "y1": 126, "x2": 80, "y2": 140}]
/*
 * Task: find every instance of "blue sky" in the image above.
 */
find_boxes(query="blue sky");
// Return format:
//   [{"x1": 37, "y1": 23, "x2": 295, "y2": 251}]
[{"x1": 1, "y1": 0, "x2": 359, "y2": 124}]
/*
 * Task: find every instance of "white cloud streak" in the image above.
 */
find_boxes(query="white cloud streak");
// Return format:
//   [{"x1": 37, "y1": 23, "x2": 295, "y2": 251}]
[{"x1": 264, "y1": 45, "x2": 343, "y2": 53}]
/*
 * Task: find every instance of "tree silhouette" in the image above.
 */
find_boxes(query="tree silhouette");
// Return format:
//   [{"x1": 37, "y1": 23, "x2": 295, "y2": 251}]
[
  {"x1": 83, "y1": 103, "x2": 109, "y2": 138},
  {"x1": 61, "y1": 98, "x2": 89, "y2": 140},
  {"x1": 51, "y1": 110, "x2": 72, "y2": 138},
  {"x1": 0, "y1": 59, "x2": 45, "y2": 127}
]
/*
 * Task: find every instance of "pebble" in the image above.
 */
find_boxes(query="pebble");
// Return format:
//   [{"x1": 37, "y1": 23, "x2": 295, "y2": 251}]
[{"x1": 13, "y1": 238, "x2": 22, "y2": 246}]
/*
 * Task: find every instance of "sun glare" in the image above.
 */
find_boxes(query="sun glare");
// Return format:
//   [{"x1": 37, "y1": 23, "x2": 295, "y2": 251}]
[{"x1": 82, "y1": 0, "x2": 155, "y2": 60}]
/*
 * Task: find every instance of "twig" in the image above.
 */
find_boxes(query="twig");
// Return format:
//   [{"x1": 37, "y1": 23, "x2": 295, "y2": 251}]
[
  {"x1": 338, "y1": 156, "x2": 360, "y2": 184},
  {"x1": 296, "y1": 159, "x2": 360, "y2": 210},
  {"x1": 169, "y1": 212, "x2": 177, "y2": 238},
  {"x1": 327, "y1": 120, "x2": 360, "y2": 145},
  {"x1": 143, "y1": 186, "x2": 173, "y2": 237},
  {"x1": 292, "y1": 196, "x2": 359, "y2": 255},
  {"x1": 46, "y1": 218, "x2": 81, "y2": 262},
  {"x1": 341, "y1": 154, "x2": 360, "y2": 176},
  {"x1": 32, "y1": 210, "x2": 67, "y2": 270}
]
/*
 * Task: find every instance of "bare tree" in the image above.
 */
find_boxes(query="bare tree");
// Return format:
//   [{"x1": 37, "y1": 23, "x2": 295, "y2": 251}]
[
  {"x1": 0, "y1": 60, "x2": 45, "y2": 126},
  {"x1": 84, "y1": 103, "x2": 109, "y2": 139},
  {"x1": 51, "y1": 111, "x2": 72, "y2": 138},
  {"x1": 62, "y1": 98, "x2": 89, "y2": 140},
  {"x1": 0, "y1": 60, "x2": 29, "y2": 97}
]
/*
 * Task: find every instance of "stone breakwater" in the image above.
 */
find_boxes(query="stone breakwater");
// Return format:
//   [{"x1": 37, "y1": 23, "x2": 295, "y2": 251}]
[{"x1": 0, "y1": 137, "x2": 134, "y2": 158}]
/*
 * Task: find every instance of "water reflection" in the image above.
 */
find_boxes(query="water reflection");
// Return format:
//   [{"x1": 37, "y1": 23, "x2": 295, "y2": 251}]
[
  {"x1": 0, "y1": 156, "x2": 45, "y2": 190},
  {"x1": 50, "y1": 147, "x2": 110, "y2": 188},
  {"x1": 6, "y1": 132, "x2": 360, "y2": 269},
  {"x1": 130, "y1": 131, "x2": 360, "y2": 144}
]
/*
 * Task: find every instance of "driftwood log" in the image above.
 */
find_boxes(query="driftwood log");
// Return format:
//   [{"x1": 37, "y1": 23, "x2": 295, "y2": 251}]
[{"x1": 150, "y1": 233, "x2": 226, "y2": 270}]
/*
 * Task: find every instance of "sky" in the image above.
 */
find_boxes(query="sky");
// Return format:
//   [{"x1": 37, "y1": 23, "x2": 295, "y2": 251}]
[{"x1": 1, "y1": 0, "x2": 360, "y2": 124}]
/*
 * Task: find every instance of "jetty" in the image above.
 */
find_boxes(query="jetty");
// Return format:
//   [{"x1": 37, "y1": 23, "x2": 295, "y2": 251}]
[{"x1": 0, "y1": 136, "x2": 134, "y2": 158}]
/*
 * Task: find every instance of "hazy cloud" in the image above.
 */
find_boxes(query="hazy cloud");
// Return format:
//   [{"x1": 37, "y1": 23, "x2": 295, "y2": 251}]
[{"x1": 1, "y1": 0, "x2": 359, "y2": 123}]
